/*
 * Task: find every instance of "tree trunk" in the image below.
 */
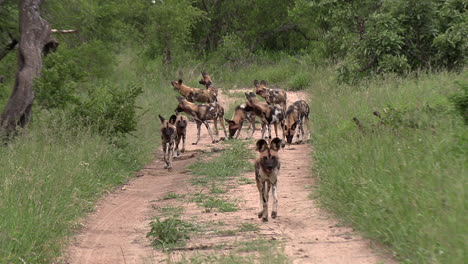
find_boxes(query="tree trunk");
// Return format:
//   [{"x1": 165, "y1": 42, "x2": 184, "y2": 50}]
[{"x1": 0, "y1": 0, "x2": 51, "y2": 137}]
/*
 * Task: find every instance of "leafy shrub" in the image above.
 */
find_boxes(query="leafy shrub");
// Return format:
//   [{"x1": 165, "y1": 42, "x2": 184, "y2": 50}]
[
  {"x1": 35, "y1": 41, "x2": 115, "y2": 110},
  {"x1": 294, "y1": 0, "x2": 468, "y2": 82},
  {"x1": 146, "y1": 216, "x2": 195, "y2": 248},
  {"x1": 449, "y1": 80, "x2": 468, "y2": 125},
  {"x1": 289, "y1": 72, "x2": 311, "y2": 91},
  {"x1": 35, "y1": 51, "x2": 83, "y2": 109},
  {"x1": 72, "y1": 82, "x2": 143, "y2": 136},
  {"x1": 209, "y1": 34, "x2": 251, "y2": 68}
]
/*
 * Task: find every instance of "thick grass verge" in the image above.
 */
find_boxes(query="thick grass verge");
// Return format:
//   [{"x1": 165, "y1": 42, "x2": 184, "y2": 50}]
[
  {"x1": 0, "y1": 51, "x2": 178, "y2": 263},
  {"x1": 309, "y1": 69, "x2": 467, "y2": 264}
]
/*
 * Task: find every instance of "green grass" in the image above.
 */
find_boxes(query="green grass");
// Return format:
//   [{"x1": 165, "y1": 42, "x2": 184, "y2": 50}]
[
  {"x1": 187, "y1": 140, "x2": 253, "y2": 213},
  {"x1": 237, "y1": 223, "x2": 259, "y2": 232},
  {"x1": 147, "y1": 216, "x2": 198, "y2": 250},
  {"x1": 171, "y1": 239, "x2": 289, "y2": 264},
  {"x1": 192, "y1": 193, "x2": 238, "y2": 213},
  {"x1": 238, "y1": 177, "x2": 255, "y2": 185},
  {"x1": 159, "y1": 206, "x2": 185, "y2": 216},
  {"x1": 308, "y1": 69, "x2": 467, "y2": 264},
  {"x1": 0, "y1": 50, "x2": 178, "y2": 263},
  {"x1": 163, "y1": 192, "x2": 186, "y2": 200},
  {"x1": 189, "y1": 140, "x2": 253, "y2": 186}
]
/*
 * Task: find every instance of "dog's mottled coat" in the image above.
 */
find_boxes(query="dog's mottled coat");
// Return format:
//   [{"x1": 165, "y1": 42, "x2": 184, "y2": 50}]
[
  {"x1": 175, "y1": 96, "x2": 227, "y2": 144},
  {"x1": 255, "y1": 138, "x2": 282, "y2": 222},
  {"x1": 284, "y1": 100, "x2": 310, "y2": 144},
  {"x1": 159, "y1": 114, "x2": 176, "y2": 169}
]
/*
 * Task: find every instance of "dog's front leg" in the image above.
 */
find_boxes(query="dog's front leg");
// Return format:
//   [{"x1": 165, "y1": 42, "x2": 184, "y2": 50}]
[
  {"x1": 174, "y1": 135, "x2": 180, "y2": 157},
  {"x1": 219, "y1": 117, "x2": 228, "y2": 139},
  {"x1": 203, "y1": 121, "x2": 217, "y2": 143},
  {"x1": 271, "y1": 182, "x2": 278, "y2": 219},
  {"x1": 213, "y1": 118, "x2": 219, "y2": 135},
  {"x1": 181, "y1": 133, "x2": 186, "y2": 153},
  {"x1": 262, "y1": 181, "x2": 270, "y2": 222},
  {"x1": 261, "y1": 123, "x2": 267, "y2": 139},
  {"x1": 162, "y1": 142, "x2": 169, "y2": 168},
  {"x1": 256, "y1": 179, "x2": 264, "y2": 218},
  {"x1": 193, "y1": 121, "x2": 202, "y2": 145},
  {"x1": 167, "y1": 140, "x2": 174, "y2": 169},
  {"x1": 235, "y1": 122, "x2": 244, "y2": 139}
]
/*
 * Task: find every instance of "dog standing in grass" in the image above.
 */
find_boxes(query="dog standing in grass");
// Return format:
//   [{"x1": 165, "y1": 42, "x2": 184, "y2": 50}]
[
  {"x1": 255, "y1": 138, "x2": 282, "y2": 222},
  {"x1": 159, "y1": 114, "x2": 176, "y2": 169}
]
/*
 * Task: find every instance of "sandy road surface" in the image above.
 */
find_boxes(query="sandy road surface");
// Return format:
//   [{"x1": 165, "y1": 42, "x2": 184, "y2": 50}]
[{"x1": 65, "y1": 90, "x2": 395, "y2": 264}]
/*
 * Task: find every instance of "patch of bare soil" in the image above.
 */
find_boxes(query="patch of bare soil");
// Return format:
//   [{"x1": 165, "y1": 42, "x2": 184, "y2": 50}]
[{"x1": 64, "y1": 90, "x2": 396, "y2": 264}]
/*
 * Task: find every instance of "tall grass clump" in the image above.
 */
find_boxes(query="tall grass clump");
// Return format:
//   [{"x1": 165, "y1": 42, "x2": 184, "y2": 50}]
[{"x1": 309, "y1": 69, "x2": 467, "y2": 263}]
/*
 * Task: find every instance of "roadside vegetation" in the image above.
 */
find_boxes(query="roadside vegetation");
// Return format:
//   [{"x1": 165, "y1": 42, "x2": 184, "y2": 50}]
[{"x1": 309, "y1": 70, "x2": 467, "y2": 263}]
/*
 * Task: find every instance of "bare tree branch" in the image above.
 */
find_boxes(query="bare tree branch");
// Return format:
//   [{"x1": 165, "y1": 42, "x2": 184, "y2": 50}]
[{"x1": 51, "y1": 28, "x2": 79, "y2": 34}]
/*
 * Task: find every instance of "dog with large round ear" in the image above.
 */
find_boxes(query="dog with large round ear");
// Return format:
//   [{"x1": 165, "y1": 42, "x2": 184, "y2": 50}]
[
  {"x1": 254, "y1": 80, "x2": 259, "y2": 87},
  {"x1": 270, "y1": 138, "x2": 282, "y2": 152},
  {"x1": 254, "y1": 137, "x2": 282, "y2": 222},
  {"x1": 256, "y1": 139, "x2": 269, "y2": 152}
]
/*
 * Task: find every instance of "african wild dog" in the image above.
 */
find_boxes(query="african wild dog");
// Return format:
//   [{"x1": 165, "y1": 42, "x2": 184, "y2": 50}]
[
  {"x1": 159, "y1": 114, "x2": 177, "y2": 169},
  {"x1": 254, "y1": 80, "x2": 287, "y2": 111},
  {"x1": 175, "y1": 96, "x2": 227, "y2": 144},
  {"x1": 245, "y1": 92, "x2": 284, "y2": 140},
  {"x1": 174, "y1": 115, "x2": 188, "y2": 157},
  {"x1": 224, "y1": 104, "x2": 256, "y2": 139},
  {"x1": 199, "y1": 72, "x2": 218, "y2": 96},
  {"x1": 255, "y1": 138, "x2": 282, "y2": 222},
  {"x1": 171, "y1": 79, "x2": 217, "y2": 103},
  {"x1": 284, "y1": 100, "x2": 310, "y2": 144}
]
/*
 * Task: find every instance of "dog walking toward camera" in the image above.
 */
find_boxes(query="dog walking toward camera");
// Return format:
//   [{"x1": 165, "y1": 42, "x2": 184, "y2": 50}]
[
  {"x1": 283, "y1": 100, "x2": 310, "y2": 144},
  {"x1": 159, "y1": 114, "x2": 177, "y2": 169},
  {"x1": 174, "y1": 115, "x2": 188, "y2": 157},
  {"x1": 224, "y1": 103, "x2": 256, "y2": 139},
  {"x1": 175, "y1": 96, "x2": 227, "y2": 144},
  {"x1": 255, "y1": 138, "x2": 282, "y2": 222}
]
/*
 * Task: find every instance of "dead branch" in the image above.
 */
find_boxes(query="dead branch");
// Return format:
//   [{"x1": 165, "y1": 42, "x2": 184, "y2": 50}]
[{"x1": 51, "y1": 29, "x2": 79, "y2": 34}]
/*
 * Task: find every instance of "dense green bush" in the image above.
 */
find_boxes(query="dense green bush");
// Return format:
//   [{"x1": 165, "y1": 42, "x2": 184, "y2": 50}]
[
  {"x1": 72, "y1": 83, "x2": 143, "y2": 136},
  {"x1": 34, "y1": 51, "x2": 82, "y2": 109},
  {"x1": 288, "y1": 72, "x2": 311, "y2": 91},
  {"x1": 292, "y1": 0, "x2": 467, "y2": 82},
  {"x1": 34, "y1": 41, "x2": 116, "y2": 110}
]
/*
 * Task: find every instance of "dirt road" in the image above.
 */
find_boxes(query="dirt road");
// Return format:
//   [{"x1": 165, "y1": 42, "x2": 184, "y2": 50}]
[{"x1": 65, "y1": 90, "x2": 396, "y2": 264}]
